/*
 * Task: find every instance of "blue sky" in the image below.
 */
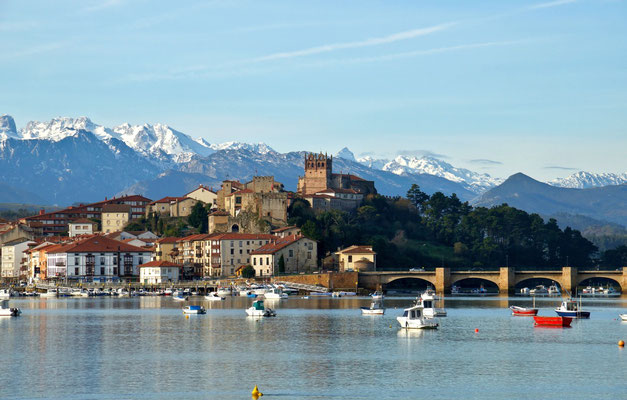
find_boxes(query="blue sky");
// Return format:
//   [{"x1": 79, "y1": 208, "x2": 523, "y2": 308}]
[{"x1": 1, "y1": 0, "x2": 625, "y2": 181}]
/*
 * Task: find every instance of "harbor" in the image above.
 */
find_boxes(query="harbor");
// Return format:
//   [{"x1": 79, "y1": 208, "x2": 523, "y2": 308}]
[{"x1": 1, "y1": 293, "x2": 626, "y2": 400}]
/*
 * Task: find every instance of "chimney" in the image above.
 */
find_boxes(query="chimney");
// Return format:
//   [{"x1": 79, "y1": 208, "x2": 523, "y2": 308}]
[
  {"x1": 105, "y1": 197, "x2": 107, "y2": 201},
  {"x1": 39, "y1": 209, "x2": 45, "y2": 215}
]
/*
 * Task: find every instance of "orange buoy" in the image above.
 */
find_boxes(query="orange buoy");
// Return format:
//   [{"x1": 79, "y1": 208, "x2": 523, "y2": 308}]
[
  {"x1": 619, "y1": 340, "x2": 625, "y2": 347},
  {"x1": 475, "y1": 328, "x2": 479, "y2": 333}
]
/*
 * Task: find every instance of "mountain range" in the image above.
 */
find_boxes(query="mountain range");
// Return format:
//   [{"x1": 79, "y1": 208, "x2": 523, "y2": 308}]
[{"x1": 1, "y1": 114, "x2": 625, "y2": 229}]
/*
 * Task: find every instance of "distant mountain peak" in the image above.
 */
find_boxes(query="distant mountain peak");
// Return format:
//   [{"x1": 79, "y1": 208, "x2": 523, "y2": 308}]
[
  {"x1": 550, "y1": 171, "x2": 627, "y2": 189},
  {"x1": 335, "y1": 147, "x2": 356, "y2": 161},
  {"x1": 0, "y1": 114, "x2": 18, "y2": 139}
]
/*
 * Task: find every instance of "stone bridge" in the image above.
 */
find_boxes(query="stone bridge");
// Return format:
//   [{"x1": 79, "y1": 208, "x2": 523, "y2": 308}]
[{"x1": 359, "y1": 267, "x2": 627, "y2": 294}]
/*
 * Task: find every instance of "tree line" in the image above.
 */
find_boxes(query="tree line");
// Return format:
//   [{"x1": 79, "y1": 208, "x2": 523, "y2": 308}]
[{"x1": 288, "y1": 184, "x2": 625, "y2": 270}]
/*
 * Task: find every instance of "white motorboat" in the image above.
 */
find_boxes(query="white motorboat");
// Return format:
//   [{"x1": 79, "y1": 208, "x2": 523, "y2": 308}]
[
  {"x1": 0, "y1": 300, "x2": 21, "y2": 317},
  {"x1": 520, "y1": 287, "x2": 530, "y2": 295},
  {"x1": 371, "y1": 291, "x2": 384, "y2": 300},
  {"x1": 40, "y1": 289, "x2": 58, "y2": 298},
  {"x1": 418, "y1": 290, "x2": 447, "y2": 317},
  {"x1": 246, "y1": 299, "x2": 276, "y2": 317},
  {"x1": 529, "y1": 285, "x2": 548, "y2": 295},
  {"x1": 172, "y1": 295, "x2": 188, "y2": 302},
  {"x1": 164, "y1": 288, "x2": 173, "y2": 296},
  {"x1": 264, "y1": 287, "x2": 288, "y2": 300},
  {"x1": 0, "y1": 289, "x2": 12, "y2": 299},
  {"x1": 217, "y1": 287, "x2": 232, "y2": 297},
  {"x1": 361, "y1": 299, "x2": 385, "y2": 315},
  {"x1": 547, "y1": 284, "x2": 560, "y2": 295},
  {"x1": 397, "y1": 304, "x2": 438, "y2": 329},
  {"x1": 204, "y1": 292, "x2": 225, "y2": 301},
  {"x1": 182, "y1": 305, "x2": 206, "y2": 314},
  {"x1": 619, "y1": 314, "x2": 627, "y2": 322}
]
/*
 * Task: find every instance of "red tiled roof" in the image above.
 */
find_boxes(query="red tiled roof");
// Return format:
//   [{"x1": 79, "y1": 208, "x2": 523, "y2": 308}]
[
  {"x1": 138, "y1": 260, "x2": 181, "y2": 268},
  {"x1": 250, "y1": 235, "x2": 305, "y2": 255},
  {"x1": 184, "y1": 185, "x2": 216, "y2": 197},
  {"x1": 271, "y1": 226, "x2": 299, "y2": 233},
  {"x1": 225, "y1": 188, "x2": 254, "y2": 197},
  {"x1": 155, "y1": 237, "x2": 181, "y2": 244},
  {"x1": 149, "y1": 196, "x2": 186, "y2": 205},
  {"x1": 70, "y1": 218, "x2": 96, "y2": 224},
  {"x1": 176, "y1": 234, "x2": 213, "y2": 242},
  {"x1": 337, "y1": 245, "x2": 375, "y2": 255},
  {"x1": 102, "y1": 204, "x2": 131, "y2": 213},
  {"x1": 47, "y1": 236, "x2": 148, "y2": 254}
]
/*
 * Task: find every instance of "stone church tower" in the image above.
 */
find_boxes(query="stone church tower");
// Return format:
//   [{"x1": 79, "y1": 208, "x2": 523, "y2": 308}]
[{"x1": 297, "y1": 153, "x2": 332, "y2": 195}]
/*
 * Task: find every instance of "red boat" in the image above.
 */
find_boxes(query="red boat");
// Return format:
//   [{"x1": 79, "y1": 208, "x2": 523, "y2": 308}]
[
  {"x1": 533, "y1": 316, "x2": 572, "y2": 327},
  {"x1": 510, "y1": 306, "x2": 538, "y2": 316}
]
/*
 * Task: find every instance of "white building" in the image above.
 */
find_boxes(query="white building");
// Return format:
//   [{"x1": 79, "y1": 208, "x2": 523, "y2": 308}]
[
  {"x1": 68, "y1": 218, "x2": 97, "y2": 237},
  {"x1": 250, "y1": 235, "x2": 317, "y2": 277},
  {"x1": 139, "y1": 260, "x2": 181, "y2": 284},
  {"x1": 198, "y1": 233, "x2": 275, "y2": 277},
  {"x1": 45, "y1": 236, "x2": 151, "y2": 282},
  {"x1": 1, "y1": 238, "x2": 36, "y2": 281}
]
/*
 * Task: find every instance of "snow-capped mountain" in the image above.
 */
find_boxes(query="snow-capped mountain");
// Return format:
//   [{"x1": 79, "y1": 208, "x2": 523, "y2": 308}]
[
  {"x1": 0, "y1": 115, "x2": 18, "y2": 140},
  {"x1": 550, "y1": 171, "x2": 627, "y2": 189},
  {"x1": 354, "y1": 152, "x2": 500, "y2": 194},
  {"x1": 335, "y1": 147, "x2": 356, "y2": 161},
  {"x1": 208, "y1": 141, "x2": 276, "y2": 154},
  {"x1": 21, "y1": 116, "x2": 115, "y2": 141}
]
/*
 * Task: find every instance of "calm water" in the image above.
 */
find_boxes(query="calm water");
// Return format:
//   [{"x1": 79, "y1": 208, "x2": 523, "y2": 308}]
[{"x1": 1, "y1": 296, "x2": 626, "y2": 400}]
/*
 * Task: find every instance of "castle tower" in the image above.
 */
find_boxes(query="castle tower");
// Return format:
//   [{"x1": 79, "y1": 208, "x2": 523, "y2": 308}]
[{"x1": 297, "y1": 153, "x2": 333, "y2": 195}]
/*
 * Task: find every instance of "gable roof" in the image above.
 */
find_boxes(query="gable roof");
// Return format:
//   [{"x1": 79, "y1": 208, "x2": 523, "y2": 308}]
[
  {"x1": 102, "y1": 204, "x2": 131, "y2": 213},
  {"x1": 47, "y1": 236, "x2": 148, "y2": 254},
  {"x1": 149, "y1": 196, "x2": 186, "y2": 205},
  {"x1": 250, "y1": 235, "x2": 306, "y2": 255},
  {"x1": 336, "y1": 245, "x2": 375, "y2": 255},
  {"x1": 155, "y1": 237, "x2": 181, "y2": 244},
  {"x1": 139, "y1": 260, "x2": 181, "y2": 268}
]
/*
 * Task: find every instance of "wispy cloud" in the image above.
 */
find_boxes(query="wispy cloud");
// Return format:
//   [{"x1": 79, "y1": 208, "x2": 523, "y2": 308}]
[
  {"x1": 252, "y1": 22, "x2": 456, "y2": 62},
  {"x1": 544, "y1": 165, "x2": 578, "y2": 171},
  {"x1": 470, "y1": 159, "x2": 503, "y2": 165},
  {"x1": 397, "y1": 150, "x2": 449, "y2": 159},
  {"x1": 80, "y1": 0, "x2": 124, "y2": 13},
  {"x1": 528, "y1": 0, "x2": 577, "y2": 10}
]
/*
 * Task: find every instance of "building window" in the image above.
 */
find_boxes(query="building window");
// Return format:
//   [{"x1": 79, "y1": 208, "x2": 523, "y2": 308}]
[
  {"x1": 289, "y1": 249, "x2": 293, "y2": 257},
  {"x1": 75, "y1": 257, "x2": 79, "y2": 264},
  {"x1": 348, "y1": 255, "x2": 352, "y2": 263},
  {"x1": 100, "y1": 267, "x2": 105, "y2": 275},
  {"x1": 307, "y1": 252, "x2": 311, "y2": 260},
  {"x1": 253, "y1": 258, "x2": 256, "y2": 266},
  {"x1": 75, "y1": 267, "x2": 79, "y2": 275},
  {"x1": 100, "y1": 257, "x2": 105, "y2": 265}
]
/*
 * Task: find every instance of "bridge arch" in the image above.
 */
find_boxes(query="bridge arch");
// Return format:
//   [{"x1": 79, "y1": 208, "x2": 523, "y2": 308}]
[
  {"x1": 576, "y1": 276, "x2": 623, "y2": 293},
  {"x1": 451, "y1": 277, "x2": 500, "y2": 293},
  {"x1": 385, "y1": 276, "x2": 437, "y2": 289},
  {"x1": 514, "y1": 277, "x2": 563, "y2": 292}
]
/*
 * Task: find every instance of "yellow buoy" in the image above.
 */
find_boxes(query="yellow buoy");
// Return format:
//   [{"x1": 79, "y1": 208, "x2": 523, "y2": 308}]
[
  {"x1": 619, "y1": 340, "x2": 625, "y2": 347},
  {"x1": 252, "y1": 385, "x2": 263, "y2": 397},
  {"x1": 186, "y1": 315, "x2": 189, "y2": 319}
]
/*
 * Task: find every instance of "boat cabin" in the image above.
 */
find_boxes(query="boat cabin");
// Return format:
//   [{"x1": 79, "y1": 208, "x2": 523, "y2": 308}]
[
  {"x1": 561, "y1": 300, "x2": 578, "y2": 311},
  {"x1": 402, "y1": 307, "x2": 424, "y2": 320},
  {"x1": 252, "y1": 300, "x2": 265, "y2": 310}
]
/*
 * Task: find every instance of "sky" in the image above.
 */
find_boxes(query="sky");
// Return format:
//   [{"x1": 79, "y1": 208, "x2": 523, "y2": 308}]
[{"x1": 1, "y1": 0, "x2": 626, "y2": 181}]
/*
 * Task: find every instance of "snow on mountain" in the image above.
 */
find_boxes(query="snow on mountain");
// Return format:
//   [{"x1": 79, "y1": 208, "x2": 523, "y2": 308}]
[
  {"x1": 21, "y1": 116, "x2": 117, "y2": 142},
  {"x1": 112, "y1": 122, "x2": 213, "y2": 158},
  {"x1": 335, "y1": 147, "x2": 356, "y2": 161},
  {"x1": 356, "y1": 155, "x2": 388, "y2": 170},
  {"x1": 0, "y1": 115, "x2": 18, "y2": 139},
  {"x1": 550, "y1": 171, "x2": 627, "y2": 189},
  {"x1": 356, "y1": 154, "x2": 500, "y2": 194},
  {"x1": 208, "y1": 141, "x2": 275, "y2": 154}
]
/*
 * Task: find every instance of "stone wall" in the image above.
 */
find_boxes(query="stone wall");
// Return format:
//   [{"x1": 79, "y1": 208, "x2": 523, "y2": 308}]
[{"x1": 273, "y1": 271, "x2": 359, "y2": 291}]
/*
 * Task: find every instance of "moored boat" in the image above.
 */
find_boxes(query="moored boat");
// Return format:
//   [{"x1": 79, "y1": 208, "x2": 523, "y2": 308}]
[
  {"x1": 397, "y1": 304, "x2": 438, "y2": 329},
  {"x1": 555, "y1": 298, "x2": 590, "y2": 319},
  {"x1": 204, "y1": 292, "x2": 225, "y2": 301},
  {"x1": 40, "y1": 289, "x2": 58, "y2": 298},
  {"x1": 264, "y1": 287, "x2": 288, "y2": 300},
  {"x1": 361, "y1": 299, "x2": 385, "y2": 315},
  {"x1": 533, "y1": 316, "x2": 572, "y2": 327},
  {"x1": 182, "y1": 305, "x2": 206, "y2": 314},
  {"x1": 619, "y1": 313, "x2": 627, "y2": 322},
  {"x1": 246, "y1": 299, "x2": 276, "y2": 317},
  {"x1": 510, "y1": 305, "x2": 539, "y2": 316},
  {"x1": 371, "y1": 291, "x2": 384, "y2": 300},
  {"x1": 0, "y1": 300, "x2": 21, "y2": 317},
  {"x1": 418, "y1": 289, "x2": 447, "y2": 317},
  {"x1": 172, "y1": 294, "x2": 188, "y2": 302}
]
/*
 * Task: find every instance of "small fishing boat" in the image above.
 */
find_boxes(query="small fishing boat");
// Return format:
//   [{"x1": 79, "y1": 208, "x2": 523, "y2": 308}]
[
  {"x1": 182, "y1": 305, "x2": 206, "y2": 314},
  {"x1": 371, "y1": 291, "x2": 384, "y2": 300},
  {"x1": 533, "y1": 316, "x2": 572, "y2": 327},
  {"x1": 204, "y1": 292, "x2": 225, "y2": 301},
  {"x1": 510, "y1": 306, "x2": 539, "y2": 316},
  {"x1": 418, "y1": 289, "x2": 447, "y2": 317},
  {"x1": 511, "y1": 296, "x2": 538, "y2": 316},
  {"x1": 0, "y1": 300, "x2": 21, "y2": 317},
  {"x1": 397, "y1": 304, "x2": 438, "y2": 329},
  {"x1": 529, "y1": 285, "x2": 548, "y2": 295},
  {"x1": 245, "y1": 299, "x2": 276, "y2": 317},
  {"x1": 555, "y1": 298, "x2": 590, "y2": 319},
  {"x1": 0, "y1": 289, "x2": 12, "y2": 299},
  {"x1": 619, "y1": 314, "x2": 627, "y2": 322},
  {"x1": 172, "y1": 294, "x2": 188, "y2": 302},
  {"x1": 547, "y1": 284, "x2": 560, "y2": 296},
  {"x1": 264, "y1": 287, "x2": 288, "y2": 300},
  {"x1": 40, "y1": 289, "x2": 58, "y2": 298},
  {"x1": 216, "y1": 287, "x2": 232, "y2": 297},
  {"x1": 361, "y1": 299, "x2": 385, "y2": 315}
]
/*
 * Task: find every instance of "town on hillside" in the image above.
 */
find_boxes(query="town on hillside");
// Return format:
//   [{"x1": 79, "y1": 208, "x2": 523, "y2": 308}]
[{"x1": 0, "y1": 153, "x2": 378, "y2": 284}]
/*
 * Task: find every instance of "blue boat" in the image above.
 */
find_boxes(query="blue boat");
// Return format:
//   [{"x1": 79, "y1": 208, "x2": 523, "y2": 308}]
[
  {"x1": 183, "y1": 305, "x2": 206, "y2": 314},
  {"x1": 555, "y1": 299, "x2": 590, "y2": 319}
]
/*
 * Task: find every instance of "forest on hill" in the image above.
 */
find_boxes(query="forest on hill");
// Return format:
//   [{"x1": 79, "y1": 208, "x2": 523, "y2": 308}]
[{"x1": 288, "y1": 185, "x2": 625, "y2": 270}]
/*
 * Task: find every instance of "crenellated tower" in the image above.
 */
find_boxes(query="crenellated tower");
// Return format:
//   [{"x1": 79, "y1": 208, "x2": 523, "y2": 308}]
[{"x1": 297, "y1": 152, "x2": 333, "y2": 195}]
